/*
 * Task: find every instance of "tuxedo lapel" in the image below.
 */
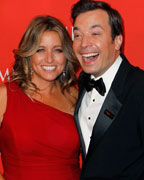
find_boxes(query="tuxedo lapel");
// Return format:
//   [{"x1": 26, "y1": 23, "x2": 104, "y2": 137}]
[
  {"x1": 86, "y1": 88, "x2": 122, "y2": 158},
  {"x1": 74, "y1": 88, "x2": 87, "y2": 160}
]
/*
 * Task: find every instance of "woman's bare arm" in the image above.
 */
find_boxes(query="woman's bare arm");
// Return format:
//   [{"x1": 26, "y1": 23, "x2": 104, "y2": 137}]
[
  {"x1": 0, "y1": 84, "x2": 7, "y2": 124},
  {"x1": 0, "y1": 85, "x2": 6, "y2": 179}
]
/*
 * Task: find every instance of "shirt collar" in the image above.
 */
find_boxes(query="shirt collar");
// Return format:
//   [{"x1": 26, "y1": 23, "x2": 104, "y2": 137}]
[{"x1": 91, "y1": 55, "x2": 122, "y2": 96}]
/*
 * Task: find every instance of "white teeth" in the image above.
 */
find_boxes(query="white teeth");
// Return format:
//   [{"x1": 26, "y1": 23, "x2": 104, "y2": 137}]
[
  {"x1": 42, "y1": 66, "x2": 56, "y2": 71},
  {"x1": 82, "y1": 53, "x2": 98, "y2": 58}
]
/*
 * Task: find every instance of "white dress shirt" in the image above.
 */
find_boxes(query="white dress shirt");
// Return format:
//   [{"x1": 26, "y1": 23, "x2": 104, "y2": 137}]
[{"x1": 78, "y1": 55, "x2": 122, "y2": 153}]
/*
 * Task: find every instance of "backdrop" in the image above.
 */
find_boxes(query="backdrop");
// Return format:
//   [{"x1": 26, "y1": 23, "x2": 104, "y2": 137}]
[{"x1": 0, "y1": 0, "x2": 144, "y2": 173}]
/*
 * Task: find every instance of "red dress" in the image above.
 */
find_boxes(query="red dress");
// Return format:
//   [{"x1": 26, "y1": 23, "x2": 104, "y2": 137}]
[{"x1": 0, "y1": 82, "x2": 81, "y2": 180}]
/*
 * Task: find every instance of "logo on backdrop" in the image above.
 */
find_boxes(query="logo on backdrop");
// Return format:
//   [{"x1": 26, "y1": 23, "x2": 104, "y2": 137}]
[{"x1": 0, "y1": 68, "x2": 10, "y2": 82}]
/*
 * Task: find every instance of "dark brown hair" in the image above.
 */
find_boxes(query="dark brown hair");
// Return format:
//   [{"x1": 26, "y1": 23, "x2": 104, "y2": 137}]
[{"x1": 71, "y1": 0, "x2": 124, "y2": 41}]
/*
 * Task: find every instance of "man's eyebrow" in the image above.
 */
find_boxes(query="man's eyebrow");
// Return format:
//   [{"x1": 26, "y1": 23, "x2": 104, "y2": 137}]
[
  {"x1": 73, "y1": 24, "x2": 104, "y2": 31},
  {"x1": 91, "y1": 24, "x2": 104, "y2": 30}
]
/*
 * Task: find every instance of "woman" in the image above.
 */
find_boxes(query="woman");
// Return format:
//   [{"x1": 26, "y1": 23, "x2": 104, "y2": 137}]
[{"x1": 0, "y1": 16, "x2": 80, "y2": 180}]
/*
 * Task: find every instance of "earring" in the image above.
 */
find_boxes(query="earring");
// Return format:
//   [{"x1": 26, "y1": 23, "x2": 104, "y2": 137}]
[
  {"x1": 62, "y1": 69, "x2": 66, "y2": 77},
  {"x1": 30, "y1": 67, "x2": 34, "y2": 74}
]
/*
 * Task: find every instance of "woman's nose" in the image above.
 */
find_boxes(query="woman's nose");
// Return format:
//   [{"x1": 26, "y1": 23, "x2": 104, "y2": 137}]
[{"x1": 45, "y1": 52, "x2": 53, "y2": 63}]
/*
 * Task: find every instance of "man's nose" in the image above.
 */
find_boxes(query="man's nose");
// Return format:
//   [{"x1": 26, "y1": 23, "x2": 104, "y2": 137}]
[{"x1": 80, "y1": 35, "x2": 91, "y2": 48}]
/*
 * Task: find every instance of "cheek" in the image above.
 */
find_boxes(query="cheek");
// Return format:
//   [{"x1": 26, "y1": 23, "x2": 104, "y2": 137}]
[
  {"x1": 55, "y1": 55, "x2": 66, "y2": 66},
  {"x1": 31, "y1": 54, "x2": 43, "y2": 65},
  {"x1": 31, "y1": 57, "x2": 37, "y2": 66},
  {"x1": 73, "y1": 41, "x2": 79, "y2": 52},
  {"x1": 94, "y1": 38, "x2": 105, "y2": 49}
]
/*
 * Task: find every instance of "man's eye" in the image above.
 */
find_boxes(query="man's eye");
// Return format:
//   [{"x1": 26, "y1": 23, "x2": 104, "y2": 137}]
[
  {"x1": 36, "y1": 49, "x2": 44, "y2": 53},
  {"x1": 74, "y1": 34, "x2": 81, "y2": 38},
  {"x1": 92, "y1": 32, "x2": 100, "y2": 36}
]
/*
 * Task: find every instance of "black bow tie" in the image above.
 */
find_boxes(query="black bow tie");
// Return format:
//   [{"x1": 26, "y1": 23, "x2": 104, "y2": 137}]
[{"x1": 85, "y1": 77, "x2": 106, "y2": 96}]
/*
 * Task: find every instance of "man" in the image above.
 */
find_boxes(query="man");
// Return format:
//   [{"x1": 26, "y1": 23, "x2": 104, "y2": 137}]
[{"x1": 71, "y1": 0, "x2": 144, "y2": 179}]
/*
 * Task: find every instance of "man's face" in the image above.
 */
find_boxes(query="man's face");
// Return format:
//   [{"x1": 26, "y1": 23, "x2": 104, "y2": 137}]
[{"x1": 73, "y1": 9, "x2": 122, "y2": 78}]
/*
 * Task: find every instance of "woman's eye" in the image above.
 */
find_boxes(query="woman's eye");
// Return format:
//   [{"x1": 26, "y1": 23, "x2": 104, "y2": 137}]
[
  {"x1": 36, "y1": 49, "x2": 44, "y2": 53},
  {"x1": 55, "y1": 49, "x2": 63, "y2": 53}
]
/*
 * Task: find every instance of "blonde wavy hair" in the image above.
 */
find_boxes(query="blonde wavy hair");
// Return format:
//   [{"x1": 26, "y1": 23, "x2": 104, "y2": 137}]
[{"x1": 12, "y1": 15, "x2": 79, "y2": 93}]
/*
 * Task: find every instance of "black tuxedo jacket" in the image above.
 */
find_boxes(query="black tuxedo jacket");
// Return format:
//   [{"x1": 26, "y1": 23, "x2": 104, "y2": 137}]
[{"x1": 75, "y1": 54, "x2": 144, "y2": 180}]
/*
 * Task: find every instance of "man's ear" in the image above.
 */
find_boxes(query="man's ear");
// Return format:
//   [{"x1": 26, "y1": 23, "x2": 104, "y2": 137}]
[{"x1": 114, "y1": 35, "x2": 123, "y2": 50}]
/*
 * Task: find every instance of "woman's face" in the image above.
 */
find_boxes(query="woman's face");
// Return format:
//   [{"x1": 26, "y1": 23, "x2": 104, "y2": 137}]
[{"x1": 31, "y1": 30, "x2": 66, "y2": 87}]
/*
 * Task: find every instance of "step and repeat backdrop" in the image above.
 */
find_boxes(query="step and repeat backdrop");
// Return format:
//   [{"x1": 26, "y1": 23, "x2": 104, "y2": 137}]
[{"x1": 0, "y1": 0, "x2": 144, "y2": 173}]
